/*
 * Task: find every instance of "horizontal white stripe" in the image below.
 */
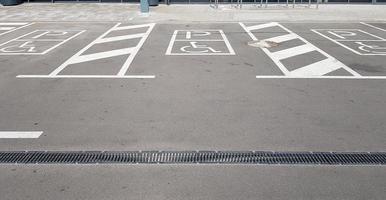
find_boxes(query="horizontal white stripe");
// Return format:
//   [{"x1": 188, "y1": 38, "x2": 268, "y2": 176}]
[
  {"x1": 96, "y1": 33, "x2": 145, "y2": 44},
  {"x1": 0, "y1": 23, "x2": 28, "y2": 26},
  {"x1": 246, "y1": 22, "x2": 278, "y2": 31},
  {"x1": 264, "y1": 33, "x2": 298, "y2": 43},
  {"x1": 112, "y1": 23, "x2": 155, "y2": 31},
  {"x1": 0, "y1": 131, "x2": 42, "y2": 138},
  {"x1": 0, "y1": 27, "x2": 14, "y2": 31},
  {"x1": 68, "y1": 48, "x2": 134, "y2": 64},
  {"x1": 290, "y1": 58, "x2": 343, "y2": 76},
  {"x1": 271, "y1": 44, "x2": 315, "y2": 60},
  {"x1": 17, "y1": 75, "x2": 155, "y2": 79},
  {"x1": 256, "y1": 76, "x2": 386, "y2": 79}
]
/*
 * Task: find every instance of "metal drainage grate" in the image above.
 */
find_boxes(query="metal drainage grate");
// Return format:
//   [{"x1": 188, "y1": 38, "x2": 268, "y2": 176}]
[{"x1": 0, "y1": 151, "x2": 385, "y2": 165}]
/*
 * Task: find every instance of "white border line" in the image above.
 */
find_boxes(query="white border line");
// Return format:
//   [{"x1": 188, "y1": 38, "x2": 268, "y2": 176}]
[
  {"x1": 17, "y1": 75, "x2": 156, "y2": 79},
  {"x1": 0, "y1": 131, "x2": 42, "y2": 138},
  {"x1": 117, "y1": 23, "x2": 155, "y2": 76},
  {"x1": 0, "y1": 30, "x2": 85, "y2": 55},
  {"x1": 256, "y1": 75, "x2": 386, "y2": 79},
  {"x1": 312, "y1": 29, "x2": 386, "y2": 56},
  {"x1": 0, "y1": 23, "x2": 34, "y2": 37},
  {"x1": 166, "y1": 29, "x2": 235, "y2": 56},
  {"x1": 165, "y1": 30, "x2": 178, "y2": 55},
  {"x1": 360, "y1": 22, "x2": 386, "y2": 32},
  {"x1": 312, "y1": 28, "x2": 386, "y2": 40},
  {"x1": 219, "y1": 29, "x2": 236, "y2": 55}
]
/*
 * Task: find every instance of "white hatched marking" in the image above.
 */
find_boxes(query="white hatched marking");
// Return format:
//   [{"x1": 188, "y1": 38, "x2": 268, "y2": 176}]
[
  {"x1": 265, "y1": 33, "x2": 298, "y2": 43},
  {"x1": 270, "y1": 44, "x2": 315, "y2": 60},
  {"x1": 0, "y1": 131, "x2": 42, "y2": 138},
  {"x1": 18, "y1": 23, "x2": 156, "y2": 79},
  {"x1": 96, "y1": 33, "x2": 145, "y2": 43},
  {"x1": 246, "y1": 22, "x2": 278, "y2": 31},
  {"x1": 240, "y1": 22, "x2": 361, "y2": 77},
  {"x1": 68, "y1": 47, "x2": 135, "y2": 64},
  {"x1": 289, "y1": 58, "x2": 343, "y2": 76}
]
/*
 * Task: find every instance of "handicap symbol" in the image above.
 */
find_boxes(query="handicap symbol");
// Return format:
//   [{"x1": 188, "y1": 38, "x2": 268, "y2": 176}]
[
  {"x1": 180, "y1": 41, "x2": 222, "y2": 54},
  {"x1": 328, "y1": 30, "x2": 357, "y2": 39},
  {"x1": 0, "y1": 41, "x2": 36, "y2": 53},
  {"x1": 185, "y1": 31, "x2": 211, "y2": 39},
  {"x1": 355, "y1": 42, "x2": 386, "y2": 54}
]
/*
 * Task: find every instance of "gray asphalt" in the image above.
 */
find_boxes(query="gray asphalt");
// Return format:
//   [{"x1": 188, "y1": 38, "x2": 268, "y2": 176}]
[{"x1": 0, "y1": 21, "x2": 385, "y2": 199}]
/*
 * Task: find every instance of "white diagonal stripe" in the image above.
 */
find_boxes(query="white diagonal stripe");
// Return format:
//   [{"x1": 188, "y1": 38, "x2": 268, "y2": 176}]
[
  {"x1": 0, "y1": 23, "x2": 28, "y2": 26},
  {"x1": 289, "y1": 58, "x2": 344, "y2": 76},
  {"x1": 264, "y1": 33, "x2": 298, "y2": 43},
  {"x1": 271, "y1": 44, "x2": 315, "y2": 60},
  {"x1": 112, "y1": 23, "x2": 155, "y2": 31},
  {"x1": 69, "y1": 47, "x2": 134, "y2": 64},
  {"x1": 0, "y1": 131, "x2": 43, "y2": 138},
  {"x1": 96, "y1": 33, "x2": 145, "y2": 44},
  {"x1": 246, "y1": 22, "x2": 279, "y2": 31},
  {"x1": 0, "y1": 27, "x2": 14, "y2": 31}
]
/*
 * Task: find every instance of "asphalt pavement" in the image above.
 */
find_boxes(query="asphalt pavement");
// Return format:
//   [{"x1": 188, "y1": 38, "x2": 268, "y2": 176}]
[{"x1": 0, "y1": 21, "x2": 385, "y2": 199}]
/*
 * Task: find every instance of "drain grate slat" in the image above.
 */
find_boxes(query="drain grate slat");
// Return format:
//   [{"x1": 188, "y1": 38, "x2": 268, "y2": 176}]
[{"x1": 0, "y1": 151, "x2": 385, "y2": 165}]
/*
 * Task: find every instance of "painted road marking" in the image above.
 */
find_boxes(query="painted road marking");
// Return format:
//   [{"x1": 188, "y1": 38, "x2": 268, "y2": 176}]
[
  {"x1": 0, "y1": 30, "x2": 85, "y2": 55},
  {"x1": 0, "y1": 131, "x2": 42, "y2": 138},
  {"x1": 312, "y1": 29, "x2": 386, "y2": 56},
  {"x1": 240, "y1": 22, "x2": 361, "y2": 78},
  {"x1": 360, "y1": 22, "x2": 386, "y2": 32},
  {"x1": 0, "y1": 22, "x2": 33, "y2": 36},
  {"x1": 166, "y1": 30, "x2": 235, "y2": 55},
  {"x1": 17, "y1": 23, "x2": 156, "y2": 79}
]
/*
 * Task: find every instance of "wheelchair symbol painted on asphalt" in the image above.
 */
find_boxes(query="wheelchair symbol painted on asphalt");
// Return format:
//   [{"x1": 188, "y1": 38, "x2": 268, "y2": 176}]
[
  {"x1": 166, "y1": 29, "x2": 235, "y2": 55},
  {"x1": 0, "y1": 30, "x2": 85, "y2": 55},
  {"x1": 312, "y1": 29, "x2": 386, "y2": 55}
]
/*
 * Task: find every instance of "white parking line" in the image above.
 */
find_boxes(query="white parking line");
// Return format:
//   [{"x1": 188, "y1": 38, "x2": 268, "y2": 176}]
[
  {"x1": 240, "y1": 22, "x2": 361, "y2": 78},
  {"x1": 255, "y1": 75, "x2": 386, "y2": 79},
  {"x1": 360, "y1": 22, "x2": 386, "y2": 32},
  {"x1": 0, "y1": 131, "x2": 43, "y2": 138},
  {"x1": 0, "y1": 22, "x2": 34, "y2": 36},
  {"x1": 17, "y1": 75, "x2": 155, "y2": 79}
]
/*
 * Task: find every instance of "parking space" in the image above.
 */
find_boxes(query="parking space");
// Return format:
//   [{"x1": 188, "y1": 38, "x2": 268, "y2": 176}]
[{"x1": 0, "y1": 21, "x2": 385, "y2": 152}]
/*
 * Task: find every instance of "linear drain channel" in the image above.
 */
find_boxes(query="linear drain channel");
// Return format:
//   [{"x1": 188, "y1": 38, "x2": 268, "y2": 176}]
[{"x1": 0, "y1": 151, "x2": 385, "y2": 165}]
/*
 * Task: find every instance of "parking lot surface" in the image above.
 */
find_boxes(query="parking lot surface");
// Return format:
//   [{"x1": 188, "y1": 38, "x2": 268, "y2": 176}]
[{"x1": 0, "y1": 21, "x2": 385, "y2": 200}]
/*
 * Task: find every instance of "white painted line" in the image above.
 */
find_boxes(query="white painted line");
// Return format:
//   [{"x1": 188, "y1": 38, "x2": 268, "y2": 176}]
[
  {"x1": 246, "y1": 22, "x2": 278, "y2": 31},
  {"x1": 0, "y1": 131, "x2": 42, "y2": 138},
  {"x1": 117, "y1": 23, "x2": 155, "y2": 76},
  {"x1": 96, "y1": 33, "x2": 145, "y2": 44},
  {"x1": 68, "y1": 47, "x2": 135, "y2": 64},
  {"x1": 256, "y1": 75, "x2": 386, "y2": 79},
  {"x1": 165, "y1": 30, "x2": 178, "y2": 55},
  {"x1": 219, "y1": 29, "x2": 236, "y2": 55},
  {"x1": 0, "y1": 23, "x2": 34, "y2": 37},
  {"x1": 0, "y1": 27, "x2": 14, "y2": 31},
  {"x1": 270, "y1": 44, "x2": 314, "y2": 60},
  {"x1": 17, "y1": 75, "x2": 155, "y2": 79},
  {"x1": 44, "y1": 23, "x2": 155, "y2": 78},
  {"x1": 312, "y1": 29, "x2": 386, "y2": 56},
  {"x1": 0, "y1": 22, "x2": 28, "y2": 26},
  {"x1": 289, "y1": 58, "x2": 343, "y2": 76},
  {"x1": 48, "y1": 23, "x2": 122, "y2": 76},
  {"x1": 0, "y1": 29, "x2": 85, "y2": 55},
  {"x1": 265, "y1": 33, "x2": 297, "y2": 43},
  {"x1": 39, "y1": 30, "x2": 85, "y2": 55},
  {"x1": 360, "y1": 22, "x2": 386, "y2": 32},
  {"x1": 166, "y1": 29, "x2": 235, "y2": 56}
]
